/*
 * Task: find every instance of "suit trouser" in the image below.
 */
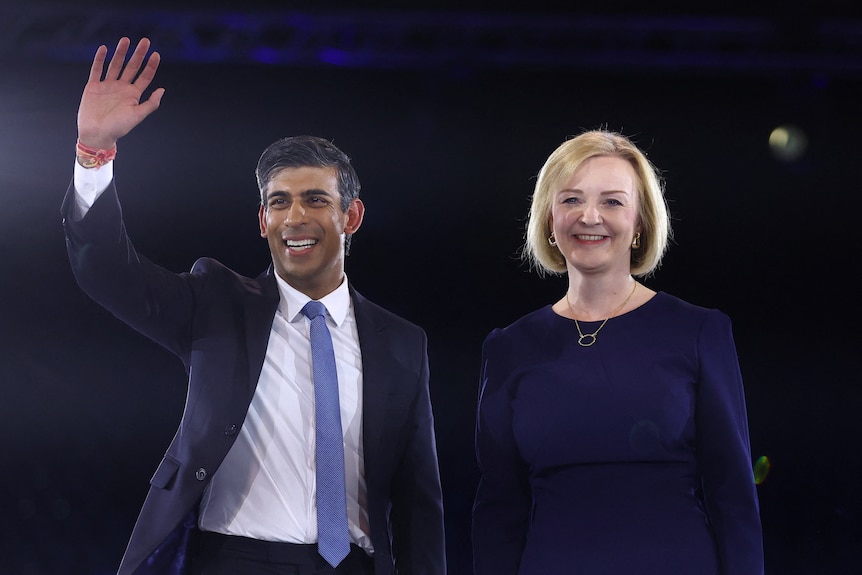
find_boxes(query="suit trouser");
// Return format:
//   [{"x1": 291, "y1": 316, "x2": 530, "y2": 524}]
[{"x1": 193, "y1": 531, "x2": 375, "y2": 575}]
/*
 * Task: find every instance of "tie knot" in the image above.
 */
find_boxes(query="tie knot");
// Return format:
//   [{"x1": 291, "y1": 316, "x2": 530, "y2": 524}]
[{"x1": 302, "y1": 300, "x2": 327, "y2": 320}]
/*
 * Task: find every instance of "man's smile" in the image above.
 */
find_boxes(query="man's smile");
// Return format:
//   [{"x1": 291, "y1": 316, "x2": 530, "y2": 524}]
[{"x1": 283, "y1": 238, "x2": 319, "y2": 252}]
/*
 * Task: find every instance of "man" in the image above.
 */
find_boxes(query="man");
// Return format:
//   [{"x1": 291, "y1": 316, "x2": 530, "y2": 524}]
[{"x1": 62, "y1": 37, "x2": 446, "y2": 575}]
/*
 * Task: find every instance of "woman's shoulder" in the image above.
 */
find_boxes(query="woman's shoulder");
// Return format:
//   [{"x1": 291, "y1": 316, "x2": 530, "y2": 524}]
[
  {"x1": 480, "y1": 306, "x2": 561, "y2": 378},
  {"x1": 483, "y1": 305, "x2": 557, "y2": 350},
  {"x1": 648, "y1": 291, "x2": 732, "y2": 332}
]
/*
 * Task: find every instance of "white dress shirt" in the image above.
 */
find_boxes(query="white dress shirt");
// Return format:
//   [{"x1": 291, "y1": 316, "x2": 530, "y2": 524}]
[
  {"x1": 198, "y1": 275, "x2": 370, "y2": 551},
  {"x1": 72, "y1": 160, "x2": 372, "y2": 552}
]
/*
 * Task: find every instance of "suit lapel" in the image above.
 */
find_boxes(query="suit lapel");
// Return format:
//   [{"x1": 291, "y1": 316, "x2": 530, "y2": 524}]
[
  {"x1": 351, "y1": 287, "x2": 389, "y2": 472},
  {"x1": 244, "y1": 266, "x2": 280, "y2": 390}
]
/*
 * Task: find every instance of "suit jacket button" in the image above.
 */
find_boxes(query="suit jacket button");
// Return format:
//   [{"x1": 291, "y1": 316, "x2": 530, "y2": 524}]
[
  {"x1": 195, "y1": 468, "x2": 207, "y2": 481},
  {"x1": 224, "y1": 424, "x2": 238, "y2": 436}
]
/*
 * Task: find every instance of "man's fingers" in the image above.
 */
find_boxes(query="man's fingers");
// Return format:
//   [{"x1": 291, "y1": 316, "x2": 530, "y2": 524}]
[
  {"x1": 139, "y1": 87, "x2": 166, "y2": 116},
  {"x1": 105, "y1": 37, "x2": 131, "y2": 80},
  {"x1": 132, "y1": 51, "x2": 161, "y2": 90},
  {"x1": 88, "y1": 45, "x2": 108, "y2": 82},
  {"x1": 120, "y1": 38, "x2": 152, "y2": 83},
  {"x1": 132, "y1": 87, "x2": 166, "y2": 128},
  {"x1": 87, "y1": 38, "x2": 158, "y2": 89}
]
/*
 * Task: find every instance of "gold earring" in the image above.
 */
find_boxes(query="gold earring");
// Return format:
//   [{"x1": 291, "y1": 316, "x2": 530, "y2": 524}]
[
  {"x1": 548, "y1": 232, "x2": 557, "y2": 247},
  {"x1": 631, "y1": 232, "x2": 641, "y2": 249}
]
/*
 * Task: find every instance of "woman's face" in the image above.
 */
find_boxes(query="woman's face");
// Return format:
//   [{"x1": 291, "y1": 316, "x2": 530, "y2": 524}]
[{"x1": 549, "y1": 155, "x2": 641, "y2": 278}]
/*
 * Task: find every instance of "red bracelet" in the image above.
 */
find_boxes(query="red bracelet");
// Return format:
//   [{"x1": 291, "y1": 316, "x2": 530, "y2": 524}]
[{"x1": 75, "y1": 139, "x2": 117, "y2": 168}]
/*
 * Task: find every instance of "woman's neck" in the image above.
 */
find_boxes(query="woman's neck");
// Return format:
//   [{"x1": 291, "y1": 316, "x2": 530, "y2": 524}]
[{"x1": 563, "y1": 274, "x2": 638, "y2": 322}]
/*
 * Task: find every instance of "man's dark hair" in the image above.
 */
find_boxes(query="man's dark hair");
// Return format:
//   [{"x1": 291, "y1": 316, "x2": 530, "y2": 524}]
[{"x1": 256, "y1": 135, "x2": 361, "y2": 211}]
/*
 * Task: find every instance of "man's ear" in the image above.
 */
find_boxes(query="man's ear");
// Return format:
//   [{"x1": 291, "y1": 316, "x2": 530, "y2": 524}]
[
  {"x1": 258, "y1": 204, "x2": 267, "y2": 238},
  {"x1": 344, "y1": 198, "x2": 365, "y2": 235}
]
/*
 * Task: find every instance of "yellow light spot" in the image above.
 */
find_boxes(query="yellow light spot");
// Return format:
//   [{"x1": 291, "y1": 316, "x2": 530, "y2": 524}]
[{"x1": 768, "y1": 125, "x2": 807, "y2": 162}]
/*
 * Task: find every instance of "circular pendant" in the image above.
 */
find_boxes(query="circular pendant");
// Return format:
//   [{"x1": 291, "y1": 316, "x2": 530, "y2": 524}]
[{"x1": 578, "y1": 334, "x2": 597, "y2": 347}]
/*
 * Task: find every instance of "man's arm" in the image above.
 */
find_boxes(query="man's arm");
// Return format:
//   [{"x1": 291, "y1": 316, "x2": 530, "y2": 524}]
[
  {"x1": 64, "y1": 38, "x2": 202, "y2": 363},
  {"x1": 388, "y1": 333, "x2": 446, "y2": 575}
]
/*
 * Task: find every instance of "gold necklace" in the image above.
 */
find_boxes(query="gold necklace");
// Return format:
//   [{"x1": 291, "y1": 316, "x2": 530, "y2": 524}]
[{"x1": 567, "y1": 280, "x2": 638, "y2": 347}]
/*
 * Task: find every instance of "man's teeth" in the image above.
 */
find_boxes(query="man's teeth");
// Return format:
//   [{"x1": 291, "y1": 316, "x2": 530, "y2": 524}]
[{"x1": 284, "y1": 239, "x2": 317, "y2": 248}]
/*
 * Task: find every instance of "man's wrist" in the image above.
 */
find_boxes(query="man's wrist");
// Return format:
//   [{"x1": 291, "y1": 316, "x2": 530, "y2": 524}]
[{"x1": 76, "y1": 139, "x2": 117, "y2": 169}]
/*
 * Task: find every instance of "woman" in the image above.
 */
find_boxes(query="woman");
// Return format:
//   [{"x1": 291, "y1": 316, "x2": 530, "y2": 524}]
[{"x1": 472, "y1": 130, "x2": 763, "y2": 574}]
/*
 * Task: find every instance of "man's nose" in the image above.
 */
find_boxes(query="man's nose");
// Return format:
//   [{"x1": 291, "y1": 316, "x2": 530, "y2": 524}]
[{"x1": 285, "y1": 202, "x2": 306, "y2": 225}]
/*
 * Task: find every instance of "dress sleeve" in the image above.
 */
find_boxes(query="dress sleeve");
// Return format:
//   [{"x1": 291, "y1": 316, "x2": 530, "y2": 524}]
[
  {"x1": 695, "y1": 310, "x2": 764, "y2": 575},
  {"x1": 472, "y1": 329, "x2": 532, "y2": 575}
]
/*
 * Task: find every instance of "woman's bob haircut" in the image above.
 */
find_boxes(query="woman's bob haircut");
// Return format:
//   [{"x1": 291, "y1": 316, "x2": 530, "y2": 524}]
[{"x1": 524, "y1": 130, "x2": 672, "y2": 277}]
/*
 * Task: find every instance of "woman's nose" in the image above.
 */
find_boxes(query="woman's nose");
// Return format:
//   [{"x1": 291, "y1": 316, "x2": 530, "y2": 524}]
[{"x1": 579, "y1": 204, "x2": 601, "y2": 224}]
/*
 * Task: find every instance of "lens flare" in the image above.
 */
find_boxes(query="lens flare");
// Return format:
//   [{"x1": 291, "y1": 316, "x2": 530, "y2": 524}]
[
  {"x1": 753, "y1": 455, "x2": 771, "y2": 485},
  {"x1": 768, "y1": 125, "x2": 807, "y2": 162}
]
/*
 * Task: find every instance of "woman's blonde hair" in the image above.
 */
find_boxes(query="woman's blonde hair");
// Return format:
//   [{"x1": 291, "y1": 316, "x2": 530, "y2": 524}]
[{"x1": 523, "y1": 130, "x2": 672, "y2": 277}]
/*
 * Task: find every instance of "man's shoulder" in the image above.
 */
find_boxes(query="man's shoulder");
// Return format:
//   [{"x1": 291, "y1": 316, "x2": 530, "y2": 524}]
[
  {"x1": 190, "y1": 256, "x2": 237, "y2": 276},
  {"x1": 351, "y1": 287, "x2": 425, "y2": 337},
  {"x1": 189, "y1": 257, "x2": 275, "y2": 295}
]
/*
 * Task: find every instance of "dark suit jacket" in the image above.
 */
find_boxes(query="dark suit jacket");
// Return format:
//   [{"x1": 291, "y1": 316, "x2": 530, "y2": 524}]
[{"x1": 61, "y1": 182, "x2": 446, "y2": 575}]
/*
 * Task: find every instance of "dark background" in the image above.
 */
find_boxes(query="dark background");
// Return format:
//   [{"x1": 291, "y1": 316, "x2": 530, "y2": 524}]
[{"x1": 1, "y1": 1, "x2": 861, "y2": 574}]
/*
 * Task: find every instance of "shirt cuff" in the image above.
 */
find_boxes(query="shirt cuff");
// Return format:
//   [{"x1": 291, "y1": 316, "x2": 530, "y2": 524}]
[{"x1": 72, "y1": 159, "x2": 114, "y2": 219}]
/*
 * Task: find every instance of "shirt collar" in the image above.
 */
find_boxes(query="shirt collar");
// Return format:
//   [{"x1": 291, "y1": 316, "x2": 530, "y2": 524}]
[{"x1": 275, "y1": 273, "x2": 351, "y2": 327}]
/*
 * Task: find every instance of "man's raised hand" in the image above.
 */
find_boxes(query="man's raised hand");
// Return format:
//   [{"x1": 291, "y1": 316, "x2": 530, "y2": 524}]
[{"x1": 77, "y1": 37, "x2": 165, "y2": 150}]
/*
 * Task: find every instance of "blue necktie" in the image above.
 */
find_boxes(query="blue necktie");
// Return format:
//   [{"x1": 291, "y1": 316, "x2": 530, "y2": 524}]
[{"x1": 301, "y1": 301, "x2": 351, "y2": 568}]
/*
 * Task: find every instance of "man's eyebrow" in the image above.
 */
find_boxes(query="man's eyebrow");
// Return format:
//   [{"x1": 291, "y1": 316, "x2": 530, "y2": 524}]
[
  {"x1": 265, "y1": 190, "x2": 288, "y2": 201},
  {"x1": 265, "y1": 188, "x2": 335, "y2": 201},
  {"x1": 300, "y1": 188, "x2": 334, "y2": 198}
]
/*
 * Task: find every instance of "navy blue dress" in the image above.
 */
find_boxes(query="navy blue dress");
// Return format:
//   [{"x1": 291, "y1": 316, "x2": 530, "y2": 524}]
[{"x1": 473, "y1": 292, "x2": 763, "y2": 575}]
